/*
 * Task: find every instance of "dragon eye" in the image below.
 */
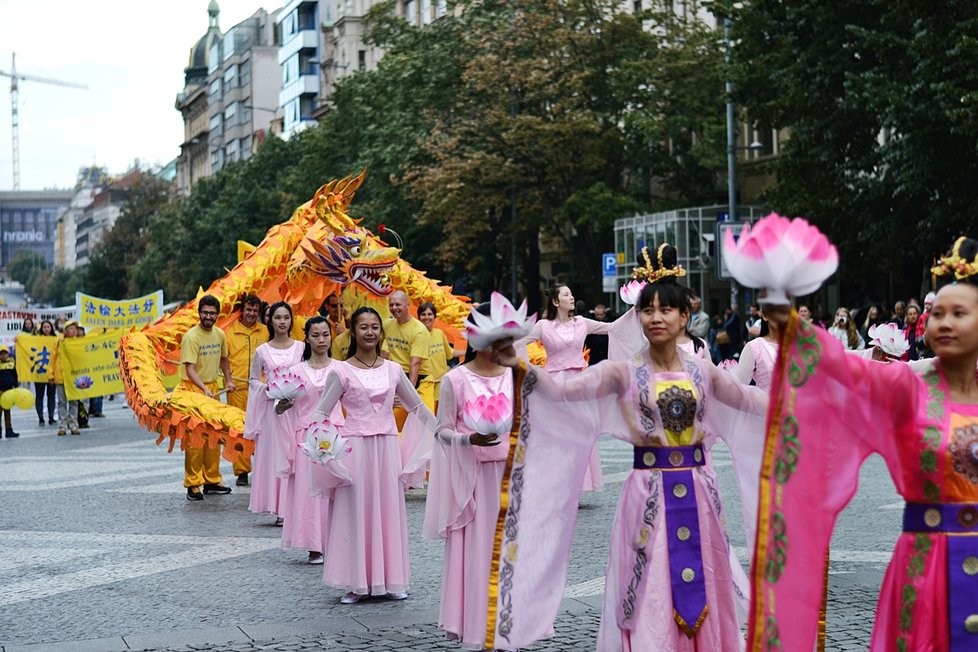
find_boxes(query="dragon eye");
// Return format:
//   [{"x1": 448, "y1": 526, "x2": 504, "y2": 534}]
[{"x1": 350, "y1": 246, "x2": 362, "y2": 256}]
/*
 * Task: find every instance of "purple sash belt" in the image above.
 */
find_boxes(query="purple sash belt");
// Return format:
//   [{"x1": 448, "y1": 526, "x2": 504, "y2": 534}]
[
  {"x1": 634, "y1": 445, "x2": 708, "y2": 637},
  {"x1": 904, "y1": 502, "x2": 978, "y2": 650}
]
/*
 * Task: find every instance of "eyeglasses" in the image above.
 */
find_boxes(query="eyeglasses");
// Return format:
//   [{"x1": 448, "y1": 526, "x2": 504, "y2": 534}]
[{"x1": 200, "y1": 311, "x2": 219, "y2": 317}]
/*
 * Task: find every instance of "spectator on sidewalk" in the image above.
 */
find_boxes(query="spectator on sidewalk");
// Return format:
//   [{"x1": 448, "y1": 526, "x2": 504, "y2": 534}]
[{"x1": 0, "y1": 347, "x2": 19, "y2": 438}]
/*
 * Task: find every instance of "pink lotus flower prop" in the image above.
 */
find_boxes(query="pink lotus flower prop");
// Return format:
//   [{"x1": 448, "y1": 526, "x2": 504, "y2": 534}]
[
  {"x1": 619, "y1": 280, "x2": 647, "y2": 306},
  {"x1": 266, "y1": 369, "x2": 305, "y2": 401},
  {"x1": 722, "y1": 213, "x2": 838, "y2": 305},
  {"x1": 868, "y1": 323, "x2": 910, "y2": 358},
  {"x1": 462, "y1": 393, "x2": 513, "y2": 435},
  {"x1": 718, "y1": 358, "x2": 739, "y2": 373},
  {"x1": 465, "y1": 291, "x2": 537, "y2": 351},
  {"x1": 298, "y1": 419, "x2": 352, "y2": 465}
]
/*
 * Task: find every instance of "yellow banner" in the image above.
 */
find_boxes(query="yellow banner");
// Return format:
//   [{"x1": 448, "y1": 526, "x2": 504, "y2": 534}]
[
  {"x1": 60, "y1": 330, "x2": 124, "y2": 400},
  {"x1": 76, "y1": 290, "x2": 164, "y2": 330},
  {"x1": 15, "y1": 334, "x2": 59, "y2": 384}
]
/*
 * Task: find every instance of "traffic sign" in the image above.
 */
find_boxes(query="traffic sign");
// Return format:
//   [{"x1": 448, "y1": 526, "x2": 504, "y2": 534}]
[
  {"x1": 716, "y1": 222, "x2": 745, "y2": 279},
  {"x1": 602, "y1": 253, "x2": 616, "y2": 277}
]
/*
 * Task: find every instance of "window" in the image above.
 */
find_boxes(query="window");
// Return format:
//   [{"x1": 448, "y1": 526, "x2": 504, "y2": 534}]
[
  {"x1": 405, "y1": 0, "x2": 415, "y2": 25},
  {"x1": 224, "y1": 64, "x2": 237, "y2": 88},
  {"x1": 358, "y1": 50, "x2": 366, "y2": 71},
  {"x1": 436, "y1": 0, "x2": 447, "y2": 18},
  {"x1": 211, "y1": 148, "x2": 224, "y2": 171},
  {"x1": 223, "y1": 29, "x2": 236, "y2": 61},
  {"x1": 282, "y1": 10, "x2": 298, "y2": 39},
  {"x1": 239, "y1": 60, "x2": 251, "y2": 87},
  {"x1": 284, "y1": 98, "x2": 300, "y2": 132},
  {"x1": 241, "y1": 135, "x2": 253, "y2": 159},
  {"x1": 633, "y1": 0, "x2": 642, "y2": 13},
  {"x1": 209, "y1": 113, "x2": 222, "y2": 136},
  {"x1": 208, "y1": 78, "x2": 222, "y2": 101},
  {"x1": 208, "y1": 42, "x2": 221, "y2": 73},
  {"x1": 421, "y1": 0, "x2": 431, "y2": 24},
  {"x1": 224, "y1": 102, "x2": 237, "y2": 124},
  {"x1": 226, "y1": 138, "x2": 240, "y2": 162},
  {"x1": 283, "y1": 55, "x2": 299, "y2": 85}
]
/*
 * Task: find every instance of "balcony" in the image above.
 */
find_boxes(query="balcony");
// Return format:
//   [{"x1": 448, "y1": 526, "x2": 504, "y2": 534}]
[
  {"x1": 279, "y1": 73, "x2": 319, "y2": 106},
  {"x1": 278, "y1": 29, "x2": 319, "y2": 64}
]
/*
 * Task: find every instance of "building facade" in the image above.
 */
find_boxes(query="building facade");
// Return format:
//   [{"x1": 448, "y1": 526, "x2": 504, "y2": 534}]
[
  {"x1": 277, "y1": 0, "x2": 331, "y2": 137},
  {"x1": 0, "y1": 190, "x2": 72, "y2": 273}
]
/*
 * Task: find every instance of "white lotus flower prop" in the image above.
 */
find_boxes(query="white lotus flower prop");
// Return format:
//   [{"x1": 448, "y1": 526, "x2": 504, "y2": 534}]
[
  {"x1": 462, "y1": 393, "x2": 513, "y2": 436},
  {"x1": 868, "y1": 323, "x2": 910, "y2": 358},
  {"x1": 466, "y1": 291, "x2": 537, "y2": 351},
  {"x1": 619, "y1": 279, "x2": 647, "y2": 306},
  {"x1": 722, "y1": 213, "x2": 838, "y2": 305},
  {"x1": 266, "y1": 369, "x2": 305, "y2": 401},
  {"x1": 298, "y1": 419, "x2": 352, "y2": 465}
]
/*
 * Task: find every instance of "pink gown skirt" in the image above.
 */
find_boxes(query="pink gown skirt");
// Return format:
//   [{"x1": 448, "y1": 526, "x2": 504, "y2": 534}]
[
  {"x1": 549, "y1": 368, "x2": 604, "y2": 493},
  {"x1": 281, "y1": 456, "x2": 330, "y2": 554},
  {"x1": 324, "y1": 433, "x2": 409, "y2": 595},
  {"x1": 248, "y1": 422, "x2": 288, "y2": 516},
  {"x1": 596, "y1": 469, "x2": 741, "y2": 652},
  {"x1": 440, "y1": 459, "x2": 506, "y2": 646}
]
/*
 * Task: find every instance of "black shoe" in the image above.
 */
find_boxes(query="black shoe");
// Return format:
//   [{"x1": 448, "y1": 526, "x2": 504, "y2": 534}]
[
  {"x1": 187, "y1": 487, "x2": 204, "y2": 501},
  {"x1": 5, "y1": 431, "x2": 19, "y2": 439},
  {"x1": 203, "y1": 483, "x2": 232, "y2": 495},
  {"x1": 236, "y1": 473, "x2": 249, "y2": 487},
  {"x1": 48, "y1": 418, "x2": 55, "y2": 425},
  {"x1": 39, "y1": 419, "x2": 45, "y2": 427}
]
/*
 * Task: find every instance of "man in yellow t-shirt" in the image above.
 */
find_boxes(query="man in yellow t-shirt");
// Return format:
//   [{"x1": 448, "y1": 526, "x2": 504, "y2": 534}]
[
  {"x1": 384, "y1": 291, "x2": 430, "y2": 428},
  {"x1": 180, "y1": 295, "x2": 235, "y2": 501},
  {"x1": 417, "y1": 301, "x2": 458, "y2": 413},
  {"x1": 224, "y1": 294, "x2": 267, "y2": 486}
]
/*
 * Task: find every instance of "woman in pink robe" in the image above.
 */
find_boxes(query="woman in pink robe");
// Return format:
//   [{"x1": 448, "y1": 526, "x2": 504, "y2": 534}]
[
  {"x1": 732, "y1": 309, "x2": 781, "y2": 390},
  {"x1": 276, "y1": 316, "x2": 346, "y2": 564},
  {"x1": 517, "y1": 284, "x2": 612, "y2": 492},
  {"x1": 485, "y1": 247, "x2": 768, "y2": 652},
  {"x1": 749, "y1": 237, "x2": 978, "y2": 652},
  {"x1": 310, "y1": 307, "x2": 435, "y2": 604},
  {"x1": 245, "y1": 302, "x2": 303, "y2": 522},
  {"x1": 425, "y1": 303, "x2": 514, "y2": 648}
]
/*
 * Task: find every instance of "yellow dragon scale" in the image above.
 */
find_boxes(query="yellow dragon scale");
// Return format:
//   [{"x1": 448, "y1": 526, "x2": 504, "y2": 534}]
[{"x1": 119, "y1": 171, "x2": 470, "y2": 461}]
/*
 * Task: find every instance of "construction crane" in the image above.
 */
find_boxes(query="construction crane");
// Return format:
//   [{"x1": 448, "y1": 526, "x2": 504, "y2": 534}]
[{"x1": 0, "y1": 52, "x2": 87, "y2": 190}]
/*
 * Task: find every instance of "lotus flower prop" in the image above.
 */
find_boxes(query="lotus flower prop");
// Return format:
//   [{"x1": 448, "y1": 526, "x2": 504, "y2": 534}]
[
  {"x1": 619, "y1": 280, "x2": 647, "y2": 306},
  {"x1": 717, "y1": 358, "x2": 739, "y2": 373},
  {"x1": 722, "y1": 213, "x2": 838, "y2": 305},
  {"x1": 266, "y1": 369, "x2": 305, "y2": 401},
  {"x1": 868, "y1": 323, "x2": 910, "y2": 359},
  {"x1": 298, "y1": 419, "x2": 352, "y2": 465},
  {"x1": 462, "y1": 393, "x2": 513, "y2": 436},
  {"x1": 466, "y1": 291, "x2": 537, "y2": 351}
]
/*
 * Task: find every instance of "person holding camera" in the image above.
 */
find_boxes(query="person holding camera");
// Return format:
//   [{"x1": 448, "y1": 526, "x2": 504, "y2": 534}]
[{"x1": 827, "y1": 306, "x2": 865, "y2": 350}]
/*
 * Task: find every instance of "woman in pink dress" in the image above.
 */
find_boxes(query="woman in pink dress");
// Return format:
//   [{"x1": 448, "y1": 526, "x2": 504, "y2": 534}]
[
  {"x1": 484, "y1": 246, "x2": 769, "y2": 652},
  {"x1": 310, "y1": 306, "x2": 435, "y2": 604},
  {"x1": 275, "y1": 316, "x2": 345, "y2": 564},
  {"x1": 245, "y1": 302, "x2": 303, "y2": 524},
  {"x1": 731, "y1": 308, "x2": 781, "y2": 390},
  {"x1": 517, "y1": 284, "x2": 611, "y2": 492},
  {"x1": 749, "y1": 236, "x2": 978, "y2": 652},
  {"x1": 425, "y1": 303, "x2": 514, "y2": 648}
]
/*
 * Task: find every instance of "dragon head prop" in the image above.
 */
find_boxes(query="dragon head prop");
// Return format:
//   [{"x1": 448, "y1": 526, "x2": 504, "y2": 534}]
[{"x1": 287, "y1": 171, "x2": 399, "y2": 297}]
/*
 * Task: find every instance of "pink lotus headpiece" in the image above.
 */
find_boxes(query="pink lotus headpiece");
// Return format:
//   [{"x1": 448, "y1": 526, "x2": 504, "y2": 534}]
[
  {"x1": 721, "y1": 213, "x2": 838, "y2": 304},
  {"x1": 868, "y1": 323, "x2": 909, "y2": 358},
  {"x1": 465, "y1": 292, "x2": 537, "y2": 351},
  {"x1": 619, "y1": 279, "x2": 647, "y2": 306}
]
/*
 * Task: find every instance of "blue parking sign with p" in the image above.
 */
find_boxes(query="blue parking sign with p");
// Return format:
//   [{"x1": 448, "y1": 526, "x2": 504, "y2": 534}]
[{"x1": 602, "y1": 253, "x2": 616, "y2": 276}]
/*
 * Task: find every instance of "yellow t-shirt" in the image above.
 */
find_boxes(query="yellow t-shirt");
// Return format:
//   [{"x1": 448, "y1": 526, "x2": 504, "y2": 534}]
[
  {"x1": 225, "y1": 319, "x2": 268, "y2": 379},
  {"x1": 420, "y1": 327, "x2": 454, "y2": 381},
  {"x1": 383, "y1": 317, "x2": 429, "y2": 374},
  {"x1": 179, "y1": 324, "x2": 228, "y2": 384}
]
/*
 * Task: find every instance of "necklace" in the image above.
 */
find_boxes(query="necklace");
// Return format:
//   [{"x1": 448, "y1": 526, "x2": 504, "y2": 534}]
[{"x1": 353, "y1": 354, "x2": 379, "y2": 368}]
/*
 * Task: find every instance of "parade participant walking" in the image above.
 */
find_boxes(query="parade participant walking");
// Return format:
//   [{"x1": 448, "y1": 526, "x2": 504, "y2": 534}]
[
  {"x1": 179, "y1": 296, "x2": 235, "y2": 500},
  {"x1": 516, "y1": 284, "x2": 614, "y2": 492},
  {"x1": 384, "y1": 290, "x2": 431, "y2": 426},
  {"x1": 424, "y1": 302, "x2": 514, "y2": 648},
  {"x1": 310, "y1": 307, "x2": 435, "y2": 604},
  {"x1": 245, "y1": 301, "x2": 303, "y2": 523},
  {"x1": 276, "y1": 316, "x2": 344, "y2": 565},
  {"x1": 0, "y1": 347, "x2": 19, "y2": 438},
  {"x1": 50, "y1": 321, "x2": 81, "y2": 437},
  {"x1": 225, "y1": 294, "x2": 267, "y2": 486},
  {"x1": 486, "y1": 246, "x2": 768, "y2": 652},
  {"x1": 749, "y1": 235, "x2": 978, "y2": 652},
  {"x1": 732, "y1": 307, "x2": 782, "y2": 390},
  {"x1": 417, "y1": 302, "x2": 458, "y2": 413},
  {"x1": 26, "y1": 319, "x2": 56, "y2": 426}
]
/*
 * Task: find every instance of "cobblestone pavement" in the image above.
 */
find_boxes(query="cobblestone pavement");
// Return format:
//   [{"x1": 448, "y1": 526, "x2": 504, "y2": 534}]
[{"x1": 0, "y1": 401, "x2": 896, "y2": 651}]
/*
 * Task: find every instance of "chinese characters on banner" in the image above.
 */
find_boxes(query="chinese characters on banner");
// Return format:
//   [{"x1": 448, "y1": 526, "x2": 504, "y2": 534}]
[
  {"x1": 59, "y1": 329, "x2": 125, "y2": 400},
  {"x1": 76, "y1": 290, "x2": 163, "y2": 330},
  {"x1": 14, "y1": 335, "x2": 58, "y2": 383}
]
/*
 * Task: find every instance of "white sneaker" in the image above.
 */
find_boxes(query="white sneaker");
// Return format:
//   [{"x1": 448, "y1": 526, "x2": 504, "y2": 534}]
[
  {"x1": 308, "y1": 553, "x2": 324, "y2": 565},
  {"x1": 386, "y1": 591, "x2": 408, "y2": 601},
  {"x1": 340, "y1": 592, "x2": 365, "y2": 604}
]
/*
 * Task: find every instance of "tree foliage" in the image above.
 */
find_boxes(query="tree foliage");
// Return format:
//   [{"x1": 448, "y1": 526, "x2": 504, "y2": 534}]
[{"x1": 8, "y1": 249, "x2": 48, "y2": 288}]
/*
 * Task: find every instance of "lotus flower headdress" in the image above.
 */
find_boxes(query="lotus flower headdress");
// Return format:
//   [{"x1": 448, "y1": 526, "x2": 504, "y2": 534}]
[
  {"x1": 931, "y1": 236, "x2": 978, "y2": 281},
  {"x1": 465, "y1": 292, "x2": 537, "y2": 351},
  {"x1": 619, "y1": 279, "x2": 647, "y2": 306},
  {"x1": 867, "y1": 323, "x2": 909, "y2": 359},
  {"x1": 632, "y1": 244, "x2": 686, "y2": 284},
  {"x1": 721, "y1": 213, "x2": 838, "y2": 305}
]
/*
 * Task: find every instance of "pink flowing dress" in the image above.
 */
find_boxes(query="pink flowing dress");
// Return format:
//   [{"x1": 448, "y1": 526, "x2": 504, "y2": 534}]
[
  {"x1": 519, "y1": 317, "x2": 610, "y2": 492},
  {"x1": 279, "y1": 360, "x2": 345, "y2": 554},
  {"x1": 244, "y1": 341, "x2": 304, "y2": 516},
  {"x1": 311, "y1": 360, "x2": 435, "y2": 596},
  {"x1": 732, "y1": 337, "x2": 778, "y2": 390},
  {"x1": 750, "y1": 315, "x2": 978, "y2": 652},
  {"x1": 424, "y1": 365, "x2": 513, "y2": 647},
  {"x1": 483, "y1": 351, "x2": 768, "y2": 651}
]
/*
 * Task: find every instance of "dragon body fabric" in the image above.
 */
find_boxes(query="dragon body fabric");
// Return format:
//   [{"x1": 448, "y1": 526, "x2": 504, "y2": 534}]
[{"x1": 119, "y1": 171, "x2": 470, "y2": 462}]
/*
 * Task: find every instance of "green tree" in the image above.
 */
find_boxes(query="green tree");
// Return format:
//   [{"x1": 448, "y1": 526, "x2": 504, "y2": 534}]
[{"x1": 8, "y1": 249, "x2": 48, "y2": 288}]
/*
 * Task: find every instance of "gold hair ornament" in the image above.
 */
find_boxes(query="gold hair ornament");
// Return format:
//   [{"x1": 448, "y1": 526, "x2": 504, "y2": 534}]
[
  {"x1": 931, "y1": 236, "x2": 978, "y2": 281},
  {"x1": 632, "y1": 244, "x2": 687, "y2": 283}
]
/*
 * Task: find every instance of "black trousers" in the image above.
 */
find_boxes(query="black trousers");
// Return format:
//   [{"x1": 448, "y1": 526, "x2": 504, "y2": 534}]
[{"x1": 35, "y1": 382, "x2": 55, "y2": 420}]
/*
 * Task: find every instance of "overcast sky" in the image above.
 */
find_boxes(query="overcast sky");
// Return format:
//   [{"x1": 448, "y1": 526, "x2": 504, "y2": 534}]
[{"x1": 0, "y1": 0, "x2": 273, "y2": 191}]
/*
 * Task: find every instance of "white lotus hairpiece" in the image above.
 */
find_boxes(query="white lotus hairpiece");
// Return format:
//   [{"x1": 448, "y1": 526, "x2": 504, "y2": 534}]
[
  {"x1": 619, "y1": 279, "x2": 647, "y2": 306},
  {"x1": 722, "y1": 213, "x2": 838, "y2": 305},
  {"x1": 868, "y1": 323, "x2": 909, "y2": 358},
  {"x1": 465, "y1": 292, "x2": 537, "y2": 352}
]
